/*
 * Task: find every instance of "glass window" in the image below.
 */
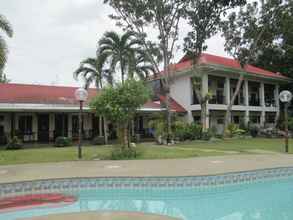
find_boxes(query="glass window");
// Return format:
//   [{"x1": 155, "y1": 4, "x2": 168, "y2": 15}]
[{"x1": 19, "y1": 116, "x2": 33, "y2": 134}]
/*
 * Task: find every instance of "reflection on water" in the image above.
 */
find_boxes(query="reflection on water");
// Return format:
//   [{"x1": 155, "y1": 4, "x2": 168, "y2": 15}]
[{"x1": 1, "y1": 177, "x2": 293, "y2": 220}]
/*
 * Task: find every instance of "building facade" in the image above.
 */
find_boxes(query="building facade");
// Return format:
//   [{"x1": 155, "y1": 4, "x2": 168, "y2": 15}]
[
  {"x1": 166, "y1": 53, "x2": 290, "y2": 133},
  {"x1": 0, "y1": 84, "x2": 186, "y2": 144}
]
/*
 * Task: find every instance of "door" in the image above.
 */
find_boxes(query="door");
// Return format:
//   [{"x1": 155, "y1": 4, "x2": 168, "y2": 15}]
[
  {"x1": 54, "y1": 114, "x2": 68, "y2": 139},
  {"x1": 38, "y1": 114, "x2": 49, "y2": 142}
]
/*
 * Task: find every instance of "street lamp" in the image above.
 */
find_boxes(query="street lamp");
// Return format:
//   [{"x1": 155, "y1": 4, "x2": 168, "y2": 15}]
[
  {"x1": 279, "y1": 90, "x2": 292, "y2": 153},
  {"x1": 75, "y1": 88, "x2": 88, "y2": 159}
]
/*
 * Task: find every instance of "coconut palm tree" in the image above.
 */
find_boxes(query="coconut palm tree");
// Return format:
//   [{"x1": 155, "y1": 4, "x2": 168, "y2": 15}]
[
  {"x1": 0, "y1": 14, "x2": 13, "y2": 70},
  {"x1": 128, "y1": 50, "x2": 155, "y2": 80},
  {"x1": 97, "y1": 31, "x2": 142, "y2": 84},
  {"x1": 73, "y1": 57, "x2": 113, "y2": 89},
  {"x1": 74, "y1": 57, "x2": 112, "y2": 144}
]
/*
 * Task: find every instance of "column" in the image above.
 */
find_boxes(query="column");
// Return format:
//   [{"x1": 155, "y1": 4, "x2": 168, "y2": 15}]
[
  {"x1": 187, "y1": 111, "x2": 194, "y2": 123},
  {"x1": 205, "y1": 109, "x2": 210, "y2": 129},
  {"x1": 260, "y1": 111, "x2": 266, "y2": 127},
  {"x1": 244, "y1": 110, "x2": 250, "y2": 127},
  {"x1": 49, "y1": 113, "x2": 55, "y2": 141},
  {"x1": 225, "y1": 77, "x2": 230, "y2": 105},
  {"x1": 274, "y1": 84, "x2": 280, "y2": 124},
  {"x1": 99, "y1": 116, "x2": 103, "y2": 136},
  {"x1": 260, "y1": 82, "x2": 265, "y2": 127},
  {"x1": 201, "y1": 73, "x2": 208, "y2": 98},
  {"x1": 68, "y1": 113, "x2": 72, "y2": 138},
  {"x1": 244, "y1": 80, "x2": 249, "y2": 106},
  {"x1": 260, "y1": 82, "x2": 265, "y2": 107}
]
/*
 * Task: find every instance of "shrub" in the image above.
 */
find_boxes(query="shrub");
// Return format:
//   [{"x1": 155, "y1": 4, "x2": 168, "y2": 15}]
[
  {"x1": 201, "y1": 129, "x2": 213, "y2": 141},
  {"x1": 91, "y1": 136, "x2": 105, "y2": 145},
  {"x1": 173, "y1": 121, "x2": 202, "y2": 141},
  {"x1": 110, "y1": 146, "x2": 139, "y2": 160},
  {"x1": 6, "y1": 136, "x2": 23, "y2": 150},
  {"x1": 225, "y1": 123, "x2": 246, "y2": 137},
  {"x1": 54, "y1": 136, "x2": 72, "y2": 147}
]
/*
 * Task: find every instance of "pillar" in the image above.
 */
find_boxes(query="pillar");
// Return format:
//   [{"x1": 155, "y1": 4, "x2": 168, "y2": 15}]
[
  {"x1": 68, "y1": 113, "x2": 72, "y2": 138},
  {"x1": 225, "y1": 77, "x2": 230, "y2": 105},
  {"x1": 260, "y1": 82, "x2": 265, "y2": 107},
  {"x1": 244, "y1": 80, "x2": 249, "y2": 106},
  {"x1": 99, "y1": 116, "x2": 103, "y2": 136},
  {"x1": 260, "y1": 111, "x2": 266, "y2": 127},
  {"x1": 49, "y1": 113, "x2": 55, "y2": 140},
  {"x1": 275, "y1": 84, "x2": 280, "y2": 124},
  {"x1": 201, "y1": 73, "x2": 209, "y2": 98},
  {"x1": 244, "y1": 110, "x2": 250, "y2": 127}
]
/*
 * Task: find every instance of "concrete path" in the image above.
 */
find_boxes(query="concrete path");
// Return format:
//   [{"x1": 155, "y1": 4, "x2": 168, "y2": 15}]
[
  {"x1": 1, "y1": 154, "x2": 293, "y2": 184},
  {"x1": 20, "y1": 211, "x2": 180, "y2": 220}
]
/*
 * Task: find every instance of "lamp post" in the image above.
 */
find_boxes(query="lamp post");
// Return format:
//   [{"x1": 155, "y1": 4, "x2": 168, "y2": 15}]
[
  {"x1": 75, "y1": 88, "x2": 88, "y2": 159},
  {"x1": 279, "y1": 90, "x2": 292, "y2": 153}
]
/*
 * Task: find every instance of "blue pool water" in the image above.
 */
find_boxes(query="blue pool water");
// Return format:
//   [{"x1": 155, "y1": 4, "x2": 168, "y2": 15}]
[{"x1": 1, "y1": 174, "x2": 293, "y2": 220}]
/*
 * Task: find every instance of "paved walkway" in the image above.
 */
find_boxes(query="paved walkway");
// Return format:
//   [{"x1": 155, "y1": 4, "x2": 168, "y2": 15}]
[
  {"x1": 21, "y1": 211, "x2": 180, "y2": 220},
  {"x1": 1, "y1": 154, "x2": 293, "y2": 184}
]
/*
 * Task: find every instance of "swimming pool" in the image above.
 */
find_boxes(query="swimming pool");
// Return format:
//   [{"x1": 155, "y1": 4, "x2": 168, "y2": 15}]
[{"x1": 1, "y1": 167, "x2": 293, "y2": 220}]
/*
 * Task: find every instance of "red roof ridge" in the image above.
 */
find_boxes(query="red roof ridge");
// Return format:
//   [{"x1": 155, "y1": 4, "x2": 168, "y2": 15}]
[
  {"x1": 176, "y1": 52, "x2": 289, "y2": 80},
  {"x1": 1, "y1": 83, "x2": 98, "y2": 91}
]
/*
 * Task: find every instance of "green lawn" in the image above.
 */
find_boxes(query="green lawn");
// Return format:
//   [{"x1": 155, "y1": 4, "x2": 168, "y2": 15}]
[{"x1": 0, "y1": 138, "x2": 291, "y2": 165}]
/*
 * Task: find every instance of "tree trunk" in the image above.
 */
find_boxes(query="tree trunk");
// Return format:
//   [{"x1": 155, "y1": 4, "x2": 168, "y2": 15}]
[
  {"x1": 223, "y1": 74, "x2": 244, "y2": 135},
  {"x1": 103, "y1": 116, "x2": 108, "y2": 145},
  {"x1": 165, "y1": 93, "x2": 172, "y2": 144},
  {"x1": 201, "y1": 100, "x2": 208, "y2": 131}
]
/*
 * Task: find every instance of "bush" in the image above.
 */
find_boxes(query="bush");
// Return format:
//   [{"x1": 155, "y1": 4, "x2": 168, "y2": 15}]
[
  {"x1": 201, "y1": 129, "x2": 213, "y2": 141},
  {"x1": 110, "y1": 146, "x2": 139, "y2": 160},
  {"x1": 225, "y1": 123, "x2": 246, "y2": 137},
  {"x1": 173, "y1": 121, "x2": 202, "y2": 141},
  {"x1": 91, "y1": 136, "x2": 105, "y2": 145},
  {"x1": 6, "y1": 136, "x2": 23, "y2": 150},
  {"x1": 54, "y1": 136, "x2": 72, "y2": 147}
]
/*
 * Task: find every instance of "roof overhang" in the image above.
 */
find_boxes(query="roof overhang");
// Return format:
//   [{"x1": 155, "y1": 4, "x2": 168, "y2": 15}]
[{"x1": 0, "y1": 103, "x2": 170, "y2": 113}]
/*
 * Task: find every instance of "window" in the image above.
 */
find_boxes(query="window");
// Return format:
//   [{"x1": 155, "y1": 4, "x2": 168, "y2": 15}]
[
  {"x1": 266, "y1": 114, "x2": 276, "y2": 123},
  {"x1": 250, "y1": 115, "x2": 260, "y2": 124},
  {"x1": 233, "y1": 116, "x2": 240, "y2": 124},
  {"x1": 217, "y1": 118, "x2": 224, "y2": 124},
  {"x1": 193, "y1": 116, "x2": 201, "y2": 123},
  {"x1": 19, "y1": 116, "x2": 33, "y2": 134}
]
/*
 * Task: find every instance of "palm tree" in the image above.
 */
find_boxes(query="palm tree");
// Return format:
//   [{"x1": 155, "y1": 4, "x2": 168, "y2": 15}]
[
  {"x1": 128, "y1": 50, "x2": 155, "y2": 80},
  {"x1": 97, "y1": 31, "x2": 142, "y2": 84},
  {"x1": 0, "y1": 14, "x2": 13, "y2": 70},
  {"x1": 73, "y1": 58, "x2": 103, "y2": 89},
  {"x1": 74, "y1": 57, "x2": 111, "y2": 144}
]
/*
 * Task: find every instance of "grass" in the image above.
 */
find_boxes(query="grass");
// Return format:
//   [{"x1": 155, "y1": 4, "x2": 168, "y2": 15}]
[{"x1": 0, "y1": 138, "x2": 291, "y2": 165}]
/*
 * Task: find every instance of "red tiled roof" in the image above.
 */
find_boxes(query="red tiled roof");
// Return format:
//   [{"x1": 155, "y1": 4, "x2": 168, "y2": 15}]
[
  {"x1": 0, "y1": 83, "x2": 98, "y2": 105},
  {"x1": 143, "y1": 97, "x2": 186, "y2": 113},
  {"x1": 162, "y1": 53, "x2": 289, "y2": 80},
  {"x1": 0, "y1": 83, "x2": 186, "y2": 113}
]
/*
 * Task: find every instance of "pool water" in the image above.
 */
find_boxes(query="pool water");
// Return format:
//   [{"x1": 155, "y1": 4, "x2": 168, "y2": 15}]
[{"x1": 1, "y1": 176, "x2": 293, "y2": 220}]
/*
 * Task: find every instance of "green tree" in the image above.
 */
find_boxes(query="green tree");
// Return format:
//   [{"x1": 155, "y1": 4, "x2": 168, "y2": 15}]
[
  {"x1": 97, "y1": 31, "x2": 143, "y2": 84},
  {"x1": 221, "y1": 1, "x2": 272, "y2": 134},
  {"x1": 90, "y1": 79, "x2": 150, "y2": 148},
  {"x1": 184, "y1": 0, "x2": 245, "y2": 131},
  {"x1": 0, "y1": 69, "x2": 9, "y2": 83},
  {"x1": 104, "y1": 0, "x2": 187, "y2": 143},
  {"x1": 0, "y1": 14, "x2": 13, "y2": 71}
]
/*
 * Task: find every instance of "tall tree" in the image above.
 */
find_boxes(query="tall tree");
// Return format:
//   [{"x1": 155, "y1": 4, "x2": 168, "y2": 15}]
[
  {"x1": 0, "y1": 14, "x2": 13, "y2": 71},
  {"x1": 97, "y1": 31, "x2": 143, "y2": 84},
  {"x1": 73, "y1": 57, "x2": 112, "y2": 144},
  {"x1": 184, "y1": 0, "x2": 245, "y2": 131},
  {"x1": 104, "y1": 0, "x2": 187, "y2": 143},
  {"x1": 248, "y1": 0, "x2": 293, "y2": 78},
  {"x1": 221, "y1": 1, "x2": 272, "y2": 133}
]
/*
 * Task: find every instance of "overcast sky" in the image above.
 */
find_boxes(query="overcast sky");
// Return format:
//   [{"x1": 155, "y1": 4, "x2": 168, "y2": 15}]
[{"x1": 1, "y1": 0, "x2": 228, "y2": 87}]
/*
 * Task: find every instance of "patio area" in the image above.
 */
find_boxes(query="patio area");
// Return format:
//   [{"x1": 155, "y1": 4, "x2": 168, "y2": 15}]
[{"x1": 1, "y1": 153, "x2": 293, "y2": 184}]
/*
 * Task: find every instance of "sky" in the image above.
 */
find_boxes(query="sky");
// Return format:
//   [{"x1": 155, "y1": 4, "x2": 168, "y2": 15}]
[{"x1": 1, "y1": 0, "x2": 228, "y2": 87}]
